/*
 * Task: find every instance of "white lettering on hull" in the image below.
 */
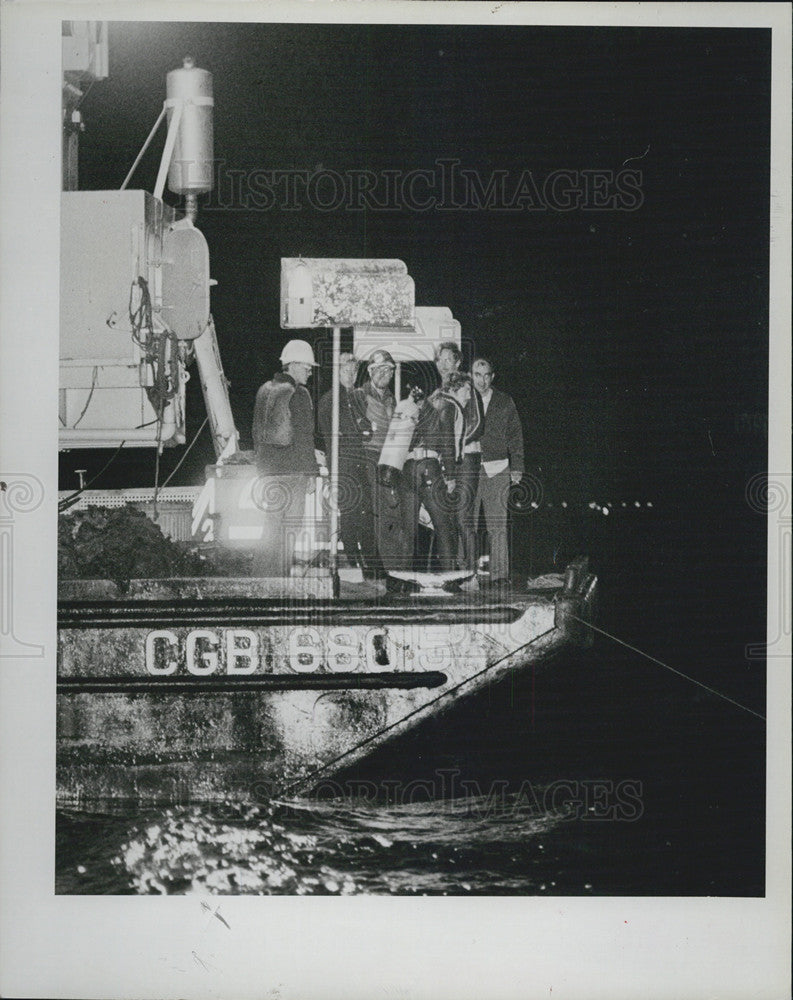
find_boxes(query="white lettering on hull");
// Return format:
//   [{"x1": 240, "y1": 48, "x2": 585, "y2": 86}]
[{"x1": 144, "y1": 626, "x2": 410, "y2": 676}]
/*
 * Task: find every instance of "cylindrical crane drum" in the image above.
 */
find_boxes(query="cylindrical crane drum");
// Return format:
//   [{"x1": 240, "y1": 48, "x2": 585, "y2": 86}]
[{"x1": 166, "y1": 57, "x2": 214, "y2": 195}]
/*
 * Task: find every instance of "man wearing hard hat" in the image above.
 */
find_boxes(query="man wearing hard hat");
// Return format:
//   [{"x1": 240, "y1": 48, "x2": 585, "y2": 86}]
[{"x1": 251, "y1": 339, "x2": 319, "y2": 577}]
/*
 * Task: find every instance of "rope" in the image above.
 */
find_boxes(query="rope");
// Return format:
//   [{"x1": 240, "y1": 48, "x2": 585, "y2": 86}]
[
  {"x1": 569, "y1": 614, "x2": 766, "y2": 721},
  {"x1": 278, "y1": 623, "x2": 555, "y2": 799},
  {"x1": 161, "y1": 417, "x2": 209, "y2": 489},
  {"x1": 280, "y1": 609, "x2": 765, "y2": 798}
]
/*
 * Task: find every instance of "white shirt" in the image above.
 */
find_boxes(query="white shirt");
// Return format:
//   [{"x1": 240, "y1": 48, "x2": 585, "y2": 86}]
[{"x1": 479, "y1": 387, "x2": 509, "y2": 478}]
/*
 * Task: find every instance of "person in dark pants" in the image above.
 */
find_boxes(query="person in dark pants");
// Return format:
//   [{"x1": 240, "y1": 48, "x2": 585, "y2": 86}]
[
  {"x1": 317, "y1": 352, "x2": 383, "y2": 578},
  {"x1": 403, "y1": 389, "x2": 459, "y2": 571},
  {"x1": 472, "y1": 356, "x2": 524, "y2": 588},
  {"x1": 349, "y1": 350, "x2": 414, "y2": 579},
  {"x1": 433, "y1": 342, "x2": 485, "y2": 573},
  {"x1": 251, "y1": 339, "x2": 319, "y2": 577}
]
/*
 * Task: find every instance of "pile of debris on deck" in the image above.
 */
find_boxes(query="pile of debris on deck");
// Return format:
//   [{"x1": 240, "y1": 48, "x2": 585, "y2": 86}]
[{"x1": 58, "y1": 506, "x2": 253, "y2": 582}]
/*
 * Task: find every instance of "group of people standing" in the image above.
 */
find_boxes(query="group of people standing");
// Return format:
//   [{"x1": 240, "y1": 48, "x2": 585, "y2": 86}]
[{"x1": 252, "y1": 338, "x2": 524, "y2": 592}]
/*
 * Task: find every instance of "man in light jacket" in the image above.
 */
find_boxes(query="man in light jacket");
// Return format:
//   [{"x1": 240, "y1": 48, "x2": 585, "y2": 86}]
[
  {"x1": 472, "y1": 357, "x2": 524, "y2": 588},
  {"x1": 251, "y1": 339, "x2": 319, "y2": 577}
]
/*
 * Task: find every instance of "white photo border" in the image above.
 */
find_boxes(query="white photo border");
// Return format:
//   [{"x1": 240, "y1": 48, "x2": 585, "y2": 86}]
[{"x1": 0, "y1": 3, "x2": 790, "y2": 998}]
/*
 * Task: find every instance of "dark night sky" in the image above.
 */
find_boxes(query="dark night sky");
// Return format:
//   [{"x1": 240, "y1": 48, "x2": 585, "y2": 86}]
[{"x1": 61, "y1": 21, "x2": 771, "y2": 499}]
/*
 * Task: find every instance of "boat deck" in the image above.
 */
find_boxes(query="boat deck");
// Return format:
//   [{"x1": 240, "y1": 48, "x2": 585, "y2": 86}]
[{"x1": 58, "y1": 572, "x2": 568, "y2": 604}]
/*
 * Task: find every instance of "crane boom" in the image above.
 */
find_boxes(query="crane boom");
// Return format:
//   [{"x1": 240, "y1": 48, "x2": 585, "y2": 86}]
[{"x1": 193, "y1": 316, "x2": 239, "y2": 460}]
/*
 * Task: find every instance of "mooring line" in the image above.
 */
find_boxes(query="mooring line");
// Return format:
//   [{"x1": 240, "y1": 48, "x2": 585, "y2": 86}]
[
  {"x1": 278, "y1": 624, "x2": 556, "y2": 799},
  {"x1": 570, "y1": 615, "x2": 766, "y2": 721}
]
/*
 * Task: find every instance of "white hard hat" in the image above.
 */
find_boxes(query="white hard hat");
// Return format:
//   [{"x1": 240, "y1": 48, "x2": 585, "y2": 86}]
[{"x1": 280, "y1": 339, "x2": 318, "y2": 366}]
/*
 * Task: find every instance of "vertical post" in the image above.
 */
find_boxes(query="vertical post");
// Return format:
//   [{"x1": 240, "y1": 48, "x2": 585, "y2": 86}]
[
  {"x1": 329, "y1": 326, "x2": 341, "y2": 576},
  {"x1": 395, "y1": 360, "x2": 402, "y2": 400}
]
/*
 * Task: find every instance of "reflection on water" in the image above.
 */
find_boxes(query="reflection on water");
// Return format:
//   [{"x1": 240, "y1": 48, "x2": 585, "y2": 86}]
[{"x1": 58, "y1": 792, "x2": 598, "y2": 896}]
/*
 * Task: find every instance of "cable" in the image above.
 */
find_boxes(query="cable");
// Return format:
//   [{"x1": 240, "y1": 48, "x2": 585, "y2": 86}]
[
  {"x1": 71, "y1": 366, "x2": 98, "y2": 428},
  {"x1": 128, "y1": 276, "x2": 154, "y2": 352},
  {"x1": 58, "y1": 440, "x2": 127, "y2": 512},
  {"x1": 152, "y1": 400, "x2": 165, "y2": 516},
  {"x1": 161, "y1": 416, "x2": 209, "y2": 489},
  {"x1": 129, "y1": 276, "x2": 180, "y2": 414},
  {"x1": 569, "y1": 615, "x2": 766, "y2": 721},
  {"x1": 278, "y1": 623, "x2": 555, "y2": 799},
  {"x1": 279, "y1": 605, "x2": 765, "y2": 800},
  {"x1": 127, "y1": 274, "x2": 182, "y2": 516}
]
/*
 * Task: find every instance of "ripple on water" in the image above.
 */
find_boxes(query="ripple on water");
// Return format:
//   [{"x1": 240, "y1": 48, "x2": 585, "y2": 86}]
[{"x1": 100, "y1": 791, "x2": 571, "y2": 896}]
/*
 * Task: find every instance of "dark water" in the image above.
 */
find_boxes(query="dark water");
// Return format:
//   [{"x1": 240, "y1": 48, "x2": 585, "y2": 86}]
[{"x1": 56, "y1": 491, "x2": 767, "y2": 896}]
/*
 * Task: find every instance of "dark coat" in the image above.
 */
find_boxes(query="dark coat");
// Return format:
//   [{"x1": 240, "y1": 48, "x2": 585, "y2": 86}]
[
  {"x1": 426, "y1": 392, "x2": 465, "y2": 477},
  {"x1": 252, "y1": 371, "x2": 318, "y2": 476},
  {"x1": 464, "y1": 388, "x2": 485, "y2": 447},
  {"x1": 349, "y1": 381, "x2": 396, "y2": 457},
  {"x1": 317, "y1": 385, "x2": 370, "y2": 464},
  {"x1": 480, "y1": 389, "x2": 525, "y2": 473}
]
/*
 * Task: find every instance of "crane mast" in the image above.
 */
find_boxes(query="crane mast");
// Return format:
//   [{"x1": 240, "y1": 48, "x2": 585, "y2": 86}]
[{"x1": 60, "y1": 25, "x2": 239, "y2": 462}]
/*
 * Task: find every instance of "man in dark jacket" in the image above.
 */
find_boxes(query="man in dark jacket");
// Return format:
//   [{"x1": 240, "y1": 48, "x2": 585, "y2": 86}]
[
  {"x1": 411, "y1": 371, "x2": 470, "y2": 570},
  {"x1": 472, "y1": 357, "x2": 524, "y2": 587},
  {"x1": 317, "y1": 352, "x2": 382, "y2": 577},
  {"x1": 251, "y1": 339, "x2": 319, "y2": 577},
  {"x1": 433, "y1": 342, "x2": 485, "y2": 573},
  {"x1": 349, "y1": 349, "x2": 414, "y2": 578}
]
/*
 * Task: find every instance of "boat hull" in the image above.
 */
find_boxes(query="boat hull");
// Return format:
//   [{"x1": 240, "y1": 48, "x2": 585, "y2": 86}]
[{"x1": 57, "y1": 561, "x2": 597, "y2": 808}]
